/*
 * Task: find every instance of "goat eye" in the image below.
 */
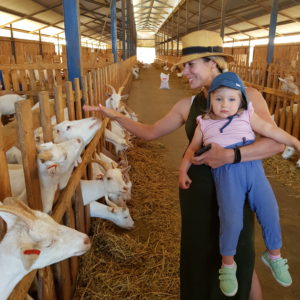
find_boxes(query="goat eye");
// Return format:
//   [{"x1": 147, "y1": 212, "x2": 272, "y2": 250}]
[
  {"x1": 66, "y1": 126, "x2": 71, "y2": 130},
  {"x1": 56, "y1": 129, "x2": 59, "y2": 133},
  {"x1": 124, "y1": 216, "x2": 128, "y2": 219},
  {"x1": 107, "y1": 177, "x2": 111, "y2": 180}
]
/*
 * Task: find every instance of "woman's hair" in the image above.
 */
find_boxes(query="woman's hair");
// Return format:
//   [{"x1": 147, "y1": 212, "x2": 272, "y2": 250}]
[{"x1": 203, "y1": 56, "x2": 228, "y2": 73}]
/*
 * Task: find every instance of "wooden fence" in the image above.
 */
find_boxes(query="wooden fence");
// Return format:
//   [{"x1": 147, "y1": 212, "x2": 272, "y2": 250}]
[
  {"x1": 0, "y1": 51, "x2": 125, "y2": 97},
  {"x1": 0, "y1": 56, "x2": 136, "y2": 300},
  {"x1": 230, "y1": 62, "x2": 300, "y2": 139}
]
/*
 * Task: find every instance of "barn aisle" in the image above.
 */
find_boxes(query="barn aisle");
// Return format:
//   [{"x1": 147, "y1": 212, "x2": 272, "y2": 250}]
[{"x1": 75, "y1": 65, "x2": 300, "y2": 300}]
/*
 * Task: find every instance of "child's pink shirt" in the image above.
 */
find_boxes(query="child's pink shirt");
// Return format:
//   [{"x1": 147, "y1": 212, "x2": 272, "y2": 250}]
[{"x1": 197, "y1": 102, "x2": 256, "y2": 147}]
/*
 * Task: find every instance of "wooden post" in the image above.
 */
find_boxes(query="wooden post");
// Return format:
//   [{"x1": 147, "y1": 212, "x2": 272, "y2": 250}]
[{"x1": 15, "y1": 100, "x2": 43, "y2": 210}]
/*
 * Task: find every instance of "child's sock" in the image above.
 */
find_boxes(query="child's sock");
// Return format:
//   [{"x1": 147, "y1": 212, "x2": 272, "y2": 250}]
[
  {"x1": 268, "y1": 253, "x2": 281, "y2": 260},
  {"x1": 222, "y1": 262, "x2": 235, "y2": 268}
]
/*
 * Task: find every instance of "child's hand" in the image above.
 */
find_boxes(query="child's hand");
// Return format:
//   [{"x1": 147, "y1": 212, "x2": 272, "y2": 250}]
[{"x1": 178, "y1": 172, "x2": 192, "y2": 189}]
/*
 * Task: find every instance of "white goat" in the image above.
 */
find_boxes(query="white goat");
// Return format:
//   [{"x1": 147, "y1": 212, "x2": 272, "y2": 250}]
[
  {"x1": 37, "y1": 138, "x2": 85, "y2": 213},
  {"x1": 105, "y1": 128, "x2": 133, "y2": 154},
  {"x1": 6, "y1": 146, "x2": 22, "y2": 164},
  {"x1": 8, "y1": 164, "x2": 26, "y2": 199},
  {"x1": 282, "y1": 145, "x2": 300, "y2": 168},
  {"x1": 8, "y1": 139, "x2": 85, "y2": 213},
  {"x1": 132, "y1": 67, "x2": 139, "y2": 79},
  {"x1": 0, "y1": 198, "x2": 90, "y2": 300},
  {"x1": 80, "y1": 160, "x2": 129, "y2": 206},
  {"x1": 0, "y1": 94, "x2": 26, "y2": 120},
  {"x1": 54, "y1": 117, "x2": 101, "y2": 146},
  {"x1": 105, "y1": 84, "x2": 125, "y2": 111},
  {"x1": 91, "y1": 154, "x2": 132, "y2": 203},
  {"x1": 279, "y1": 76, "x2": 299, "y2": 95},
  {"x1": 90, "y1": 199, "x2": 134, "y2": 230}
]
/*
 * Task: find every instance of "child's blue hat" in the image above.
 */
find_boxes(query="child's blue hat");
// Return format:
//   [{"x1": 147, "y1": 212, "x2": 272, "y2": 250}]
[{"x1": 208, "y1": 72, "x2": 248, "y2": 109}]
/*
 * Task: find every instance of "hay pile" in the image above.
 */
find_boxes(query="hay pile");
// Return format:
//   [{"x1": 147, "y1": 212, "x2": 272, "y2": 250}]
[
  {"x1": 74, "y1": 140, "x2": 180, "y2": 300},
  {"x1": 263, "y1": 154, "x2": 300, "y2": 197}
]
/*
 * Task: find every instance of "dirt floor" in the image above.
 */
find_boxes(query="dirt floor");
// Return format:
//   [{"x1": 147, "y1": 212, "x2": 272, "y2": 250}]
[{"x1": 75, "y1": 65, "x2": 300, "y2": 300}]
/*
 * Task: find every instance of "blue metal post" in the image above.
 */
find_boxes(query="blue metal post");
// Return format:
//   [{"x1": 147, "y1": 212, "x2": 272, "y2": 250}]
[
  {"x1": 111, "y1": 0, "x2": 118, "y2": 63},
  {"x1": 63, "y1": 0, "x2": 82, "y2": 83},
  {"x1": 121, "y1": 0, "x2": 126, "y2": 60},
  {"x1": 267, "y1": 0, "x2": 278, "y2": 64}
]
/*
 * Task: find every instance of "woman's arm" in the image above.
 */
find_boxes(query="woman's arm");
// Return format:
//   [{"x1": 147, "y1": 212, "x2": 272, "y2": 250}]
[
  {"x1": 84, "y1": 97, "x2": 191, "y2": 141},
  {"x1": 193, "y1": 87, "x2": 285, "y2": 168}
]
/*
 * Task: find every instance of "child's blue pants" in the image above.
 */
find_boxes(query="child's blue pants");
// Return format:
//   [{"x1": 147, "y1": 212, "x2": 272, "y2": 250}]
[{"x1": 212, "y1": 149, "x2": 282, "y2": 256}]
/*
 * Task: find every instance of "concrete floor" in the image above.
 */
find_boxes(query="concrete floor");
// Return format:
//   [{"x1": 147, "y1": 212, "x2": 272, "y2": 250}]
[{"x1": 127, "y1": 65, "x2": 300, "y2": 300}]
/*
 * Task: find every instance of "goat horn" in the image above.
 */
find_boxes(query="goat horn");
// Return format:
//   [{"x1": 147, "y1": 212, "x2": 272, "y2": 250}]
[
  {"x1": 105, "y1": 196, "x2": 118, "y2": 208},
  {"x1": 118, "y1": 86, "x2": 124, "y2": 95},
  {"x1": 91, "y1": 159, "x2": 110, "y2": 171},
  {"x1": 106, "y1": 84, "x2": 116, "y2": 94},
  {"x1": 0, "y1": 200, "x2": 36, "y2": 227}
]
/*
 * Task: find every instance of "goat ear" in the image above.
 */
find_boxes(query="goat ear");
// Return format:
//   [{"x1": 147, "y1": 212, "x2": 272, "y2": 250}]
[
  {"x1": 20, "y1": 245, "x2": 40, "y2": 271},
  {"x1": 96, "y1": 174, "x2": 104, "y2": 180},
  {"x1": 38, "y1": 151, "x2": 53, "y2": 163}
]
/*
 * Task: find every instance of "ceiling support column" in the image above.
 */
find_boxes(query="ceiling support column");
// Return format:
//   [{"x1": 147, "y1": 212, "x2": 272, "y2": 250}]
[
  {"x1": 267, "y1": 0, "x2": 278, "y2": 64},
  {"x1": 220, "y1": 0, "x2": 227, "y2": 40},
  {"x1": 10, "y1": 24, "x2": 16, "y2": 61},
  {"x1": 111, "y1": 0, "x2": 118, "y2": 63},
  {"x1": 121, "y1": 0, "x2": 126, "y2": 60},
  {"x1": 63, "y1": 0, "x2": 82, "y2": 84}
]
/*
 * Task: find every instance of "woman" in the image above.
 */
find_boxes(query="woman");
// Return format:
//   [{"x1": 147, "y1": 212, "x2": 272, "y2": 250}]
[{"x1": 84, "y1": 30, "x2": 284, "y2": 299}]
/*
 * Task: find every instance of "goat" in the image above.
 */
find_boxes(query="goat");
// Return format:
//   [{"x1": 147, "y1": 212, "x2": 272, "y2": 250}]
[
  {"x1": 91, "y1": 155, "x2": 132, "y2": 204},
  {"x1": 0, "y1": 94, "x2": 26, "y2": 121},
  {"x1": 8, "y1": 139, "x2": 85, "y2": 214},
  {"x1": 282, "y1": 145, "x2": 300, "y2": 168},
  {"x1": 105, "y1": 84, "x2": 125, "y2": 111},
  {"x1": 90, "y1": 199, "x2": 134, "y2": 230},
  {"x1": 80, "y1": 159, "x2": 129, "y2": 206},
  {"x1": 0, "y1": 198, "x2": 90, "y2": 300},
  {"x1": 54, "y1": 117, "x2": 101, "y2": 146},
  {"x1": 6, "y1": 146, "x2": 22, "y2": 164},
  {"x1": 279, "y1": 76, "x2": 299, "y2": 95},
  {"x1": 37, "y1": 138, "x2": 85, "y2": 213},
  {"x1": 105, "y1": 128, "x2": 133, "y2": 154},
  {"x1": 132, "y1": 67, "x2": 139, "y2": 79}
]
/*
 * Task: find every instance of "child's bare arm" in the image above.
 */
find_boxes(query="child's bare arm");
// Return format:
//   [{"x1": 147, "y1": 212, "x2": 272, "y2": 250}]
[
  {"x1": 178, "y1": 124, "x2": 203, "y2": 189},
  {"x1": 250, "y1": 112, "x2": 300, "y2": 152}
]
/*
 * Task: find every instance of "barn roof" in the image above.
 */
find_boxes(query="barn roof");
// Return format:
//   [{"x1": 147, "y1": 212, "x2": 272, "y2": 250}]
[{"x1": 0, "y1": 0, "x2": 299, "y2": 46}]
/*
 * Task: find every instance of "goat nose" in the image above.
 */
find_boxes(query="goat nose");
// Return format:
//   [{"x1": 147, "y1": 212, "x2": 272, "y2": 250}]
[{"x1": 84, "y1": 237, "x2": 91, "y2": 245}]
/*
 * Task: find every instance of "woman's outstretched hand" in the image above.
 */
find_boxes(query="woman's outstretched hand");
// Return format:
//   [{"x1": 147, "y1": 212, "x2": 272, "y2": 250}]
[
  {"x1": 191, "y1": 142, "x2": 234, "y2": 168},
  {"x1": 83, "y1": 104, "x2": 121, "y2": 120}
]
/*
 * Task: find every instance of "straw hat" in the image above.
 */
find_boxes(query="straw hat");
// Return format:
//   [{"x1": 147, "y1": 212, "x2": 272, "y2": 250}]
[{"x1": 176, "y1": 30, "x2": 233, "y2": 65}]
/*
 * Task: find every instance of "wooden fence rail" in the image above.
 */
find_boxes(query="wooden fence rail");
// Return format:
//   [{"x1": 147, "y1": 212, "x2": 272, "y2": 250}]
[{"x1": 0, "y1": 56, "x2": 136, "y2": 300}]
